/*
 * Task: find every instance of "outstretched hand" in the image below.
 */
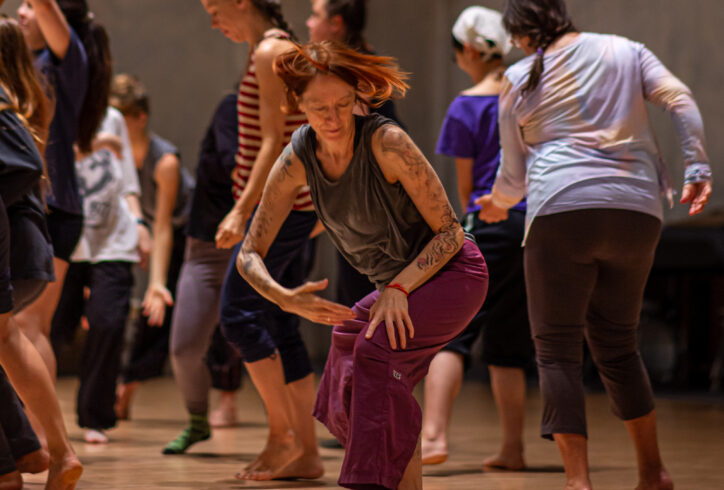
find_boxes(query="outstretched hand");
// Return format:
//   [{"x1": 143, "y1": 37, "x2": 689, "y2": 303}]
[
  {"x1": 365, "y1": 288, "x2": 415, "y2": 350},
  {"x1": 280, "y1": 279, "x2": 356, "y2": 326},
  {"x1": 680, "y1": 181, "x2": 711, "y2": 216},
  {"x1": 476, "y1": 194, "x2": 509, "y2": 223},
  {"x1": 143, "y1": 283, "x2": 174, "y2": 326}
]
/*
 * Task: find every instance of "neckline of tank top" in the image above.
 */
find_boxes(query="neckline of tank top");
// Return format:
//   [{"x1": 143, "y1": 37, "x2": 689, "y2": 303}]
[{"x1": 310, "y1": 115, "x2": 367, "y2": 185}]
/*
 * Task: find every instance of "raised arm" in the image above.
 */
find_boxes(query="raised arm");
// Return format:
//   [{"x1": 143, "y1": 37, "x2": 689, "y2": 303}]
[
  {"x1": 215, "y1": 38, "x2": 294, "y2": 248},
  {"x1": 639, "y1": 45, "x2": 711, "y2": 215},
  {"x1": 237, "y1": 145, "x2": 355, "y2": 325},
  {"x1": 26, "y1": 0, "x2": 71, "y2": 59},
  {"x1": 368, "y1": 124, "x2": 465, "y2": 349}
]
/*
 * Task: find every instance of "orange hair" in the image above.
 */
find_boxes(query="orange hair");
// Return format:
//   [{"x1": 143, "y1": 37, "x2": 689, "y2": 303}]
[{"x1": 273, "y1": 41, "x2": 409, "y2": 112}]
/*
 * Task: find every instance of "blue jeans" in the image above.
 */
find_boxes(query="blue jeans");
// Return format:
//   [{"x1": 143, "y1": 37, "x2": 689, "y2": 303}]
[{"x1": 220, "y1": 211, "x2": 316, "y2": 384}]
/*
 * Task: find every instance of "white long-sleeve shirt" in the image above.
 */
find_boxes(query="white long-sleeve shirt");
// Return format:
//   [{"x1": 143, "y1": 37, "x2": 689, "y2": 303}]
[{"x1": 492, "y1": 32, "x2": 709, "y2": 240}]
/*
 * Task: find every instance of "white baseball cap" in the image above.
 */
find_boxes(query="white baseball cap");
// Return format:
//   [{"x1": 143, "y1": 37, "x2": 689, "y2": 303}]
[{"x1": 452, "y1": 6, "x2": 511, "y2": 60}]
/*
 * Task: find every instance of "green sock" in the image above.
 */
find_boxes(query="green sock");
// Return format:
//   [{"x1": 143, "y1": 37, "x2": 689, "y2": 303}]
[{"x1": 162, "y1": 413, "x2": 210, "y2": 455}]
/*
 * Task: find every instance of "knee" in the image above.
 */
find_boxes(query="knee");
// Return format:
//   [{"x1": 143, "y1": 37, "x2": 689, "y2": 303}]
[{"x1": 170, "y1": 336, "x2": 203, "y2": 362}]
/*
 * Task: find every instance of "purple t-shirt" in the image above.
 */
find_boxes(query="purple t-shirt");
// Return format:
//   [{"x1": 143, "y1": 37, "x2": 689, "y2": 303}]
[
  {"x1": 436, "y1": 94, "x2": 525, "y2": 214},
  {"x1": 34, "y1": 29, "x2": 89, "y2": 215}
]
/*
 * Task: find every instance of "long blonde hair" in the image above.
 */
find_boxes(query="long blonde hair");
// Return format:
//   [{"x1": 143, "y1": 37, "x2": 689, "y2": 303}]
[{"x1": 0, "y1": 15, "x2": 52, "y2": 191}]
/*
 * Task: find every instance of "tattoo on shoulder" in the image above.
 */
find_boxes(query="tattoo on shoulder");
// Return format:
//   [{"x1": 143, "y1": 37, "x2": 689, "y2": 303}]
[
  {"x1": 378, "y1": 125, "x2": 427, "y2": 177},
  {"x1": 277, "y1": 145, "x2": 293, "y2": 179}
]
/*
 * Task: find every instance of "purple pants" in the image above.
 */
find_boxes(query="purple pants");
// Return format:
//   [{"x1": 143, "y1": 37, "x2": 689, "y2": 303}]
[{"x1": 314, "y1": 240, "x2": 488, "y2": 489}]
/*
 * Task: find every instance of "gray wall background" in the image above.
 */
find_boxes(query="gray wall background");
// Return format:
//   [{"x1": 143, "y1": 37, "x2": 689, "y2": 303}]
[{"x1": 4, "y1": 0, "x2": 722, "y2": 363}]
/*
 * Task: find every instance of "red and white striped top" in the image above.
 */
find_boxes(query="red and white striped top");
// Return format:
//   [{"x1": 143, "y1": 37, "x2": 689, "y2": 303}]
[{"x1": 233, "y1": 34, "x2": 313, "y2": 211}]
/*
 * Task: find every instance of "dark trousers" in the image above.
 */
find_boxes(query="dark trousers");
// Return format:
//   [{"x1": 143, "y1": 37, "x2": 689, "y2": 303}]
[
  {"x1": 525, "y1": 209, "x2": 662, "y2": 439},
  {"x1": 122, "y1": 227, "x2": 185, "y2": 383},
  {"x1": 220, "y1": 211, "x2": 316, "y2": 384},
  {"x1": 443, "y1": 210, "x2": 533, "y2": 369},
  {"x1": 0, "y1": 370, "x2": 40, "y2": 475},
  {"x1": 51, "y1": 261, "x2": 133, "y2": 429}
]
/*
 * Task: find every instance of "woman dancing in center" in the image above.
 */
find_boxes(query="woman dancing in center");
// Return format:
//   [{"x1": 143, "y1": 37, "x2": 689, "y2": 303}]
[{"x1": 237, "y1": 42, "x2": 489, "y2": 489}]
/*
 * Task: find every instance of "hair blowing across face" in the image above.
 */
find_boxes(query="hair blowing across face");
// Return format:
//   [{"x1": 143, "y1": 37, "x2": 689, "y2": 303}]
[
  {"x1": 502, "y1": 0, "x2": 577, "y2": 93},
  {"x1": 273, "y1": 41, "x2": 409, "y2": 113}
]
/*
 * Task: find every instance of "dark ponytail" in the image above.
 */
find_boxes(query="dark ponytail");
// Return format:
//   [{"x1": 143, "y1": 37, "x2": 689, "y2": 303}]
[
  {"x1": 326, "y1": 0, "x2": 371, "y2": 54},
  {"x1": 251, "y1": 0, "x2": 297, "y2": 41},
  {"x1": 58, "y1": 0, "x2": 112, "y2": 153},
  {"x1": 502, "y1": 0, "x2": 576, "y2": 94}
]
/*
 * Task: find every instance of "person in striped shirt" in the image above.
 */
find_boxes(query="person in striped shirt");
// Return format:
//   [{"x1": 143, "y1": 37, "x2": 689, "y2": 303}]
[{"x1": 200, "y1": 0, "x2": 321, "y2": 482}]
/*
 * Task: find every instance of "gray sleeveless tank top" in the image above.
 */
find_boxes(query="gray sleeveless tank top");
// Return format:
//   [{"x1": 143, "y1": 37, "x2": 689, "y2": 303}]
[
  {"x1": 138, "y1": 134, "x2": 194, "y2": 229},
  {"x1": 292, "y1": 114, "x2": 434, "y2": 289}
]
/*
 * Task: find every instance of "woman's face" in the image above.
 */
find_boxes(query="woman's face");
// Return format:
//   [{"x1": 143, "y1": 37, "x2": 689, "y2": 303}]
[
  {"x1": 200, "y1": 0, "x2": 245, "y2": 43},
  {"x1": 307, "y1": 0, "x2": 340, "y2": 43},
  {"x1": 298, "y1": 74, "x2": 356, "y2": 142},
  {"x1": 17, "y1": 1, "x2": 45, "y2": 51}
]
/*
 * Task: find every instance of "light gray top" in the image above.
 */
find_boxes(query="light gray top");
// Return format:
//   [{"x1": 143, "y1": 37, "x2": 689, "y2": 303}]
[
  {"x1": 492, "y1": 32, "x2": 709, "y2": 240},
  {"x1": 292, "y1": 114, "x2": 434, "y2": 289}
]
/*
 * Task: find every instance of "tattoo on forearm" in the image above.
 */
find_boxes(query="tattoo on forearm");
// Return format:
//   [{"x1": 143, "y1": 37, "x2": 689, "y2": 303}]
[
  {"x1": 416, "y1": 205, "x2": 460, "y2": 271},
  {"x1": 239, "y1": 249, "x2": 274, "y2": 295},
  {"x1": 378, "y1": 126, "x2": 461, "y2": 272}
]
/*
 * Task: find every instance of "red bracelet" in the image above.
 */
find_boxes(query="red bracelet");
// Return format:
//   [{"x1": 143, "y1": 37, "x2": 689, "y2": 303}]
[{"x1": 385, "y1": 283, "x2": 409, "y2": 297}]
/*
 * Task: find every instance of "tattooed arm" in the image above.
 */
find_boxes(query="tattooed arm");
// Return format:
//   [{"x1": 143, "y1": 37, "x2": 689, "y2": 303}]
[
  {"x1": 374, "y1": 124, "x2": 465, "y2": 291},
  {"x1": 365, "y1": 124, "x2": 465, "y2": 349},
  {"x1": 236, "y1": 144, "x2": 355, "y2": 326}
]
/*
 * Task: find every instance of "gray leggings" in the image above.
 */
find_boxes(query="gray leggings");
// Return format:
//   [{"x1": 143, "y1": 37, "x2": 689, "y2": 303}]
[
  {"x1": 524, "y1": 209, "x2": 661, "y2": 439},
  {"x1": 170, "y1": 237, "x2": 233, "y2": 414}
]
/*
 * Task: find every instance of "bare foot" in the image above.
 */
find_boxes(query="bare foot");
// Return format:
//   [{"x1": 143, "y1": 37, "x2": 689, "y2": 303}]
[
  {"x1": 236, "y1": 435, "x2": 322, "y2": 481},
  {"x1": 421, "y1": 437, "x2": 447, "y2": 465},
  {"x1": 45, "y1": 452, "x2": 82, "y2": 490},
  {"x1": 0, "y1": 470, "x2": 22, "y2": 490},
  {"x1": 482, "y1": 450, "x2": 525, "y2": 471},
  {"x1": 636, "y1": 468, "x2": 673, "y2": 490},
  {"x1": 83, "y1": 429, "x2": 108, "y2": 444},
  {"x1": 114, "y1": 382, "x2": 139, "y2": 421},
  {"x1": 16, "y1": 448, "x2": 50, "y2": 474}
]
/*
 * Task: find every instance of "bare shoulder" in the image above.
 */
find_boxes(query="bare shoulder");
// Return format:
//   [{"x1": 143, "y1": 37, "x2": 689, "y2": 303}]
[
  {"x1": 154, "y1": 153, "x2": 180, "y2": 182},
  {"x1": 275, "y1": 143, "x2": 307, "y2": 183},
  {"x1": 255, "y1": 35, "x2": 296, "y2": 63},
  {"x1": 372, "y1": 123, "x2": 408, "y2": 153}
]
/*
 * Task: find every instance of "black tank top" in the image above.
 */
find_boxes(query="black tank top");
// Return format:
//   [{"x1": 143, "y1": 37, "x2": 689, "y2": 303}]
[{"x1": 292, "y1": 114, "x2": 434, "y2": 289}]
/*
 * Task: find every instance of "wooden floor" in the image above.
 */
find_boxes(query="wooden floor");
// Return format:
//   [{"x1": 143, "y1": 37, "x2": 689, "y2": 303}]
[{"x1": 22, "y1": 377, "x2": 724, "y2": 489}]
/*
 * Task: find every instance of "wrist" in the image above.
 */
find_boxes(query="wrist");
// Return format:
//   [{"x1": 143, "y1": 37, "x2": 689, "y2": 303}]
[
  {"x1": 385, "y1": 283, "x2": 409, "y2": 297},
  {"x1": 684, "y1": 163, "x2": 712, "y2": 185},
  {"x1": 136, "y1": 217, "x2": 150, "y2": 229}
]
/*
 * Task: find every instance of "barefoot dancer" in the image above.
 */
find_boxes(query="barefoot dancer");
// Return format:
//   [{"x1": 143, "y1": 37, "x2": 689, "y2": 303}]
[
  {"x1": 14, "y1": 0, "x2": 112, "y2": 446},
  {"x1": 199, "y1": 0, "x2": 321, "y2": 480},
  {"x1": 478, "y1": 1, "x2": 712, "y2": 488},
  {"x1": 421, "y1": 6, "x2": 533, "y2": 469},
  {"x1": 0, "y1": 16, "x2": 82, "y2": 488},
  {"x1": 238, "y1": 42, "x2": 489, "y2": 489}
]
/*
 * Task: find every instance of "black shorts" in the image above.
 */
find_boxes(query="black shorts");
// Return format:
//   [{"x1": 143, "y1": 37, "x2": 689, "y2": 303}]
[
  {"x1": 443, "y1": 210, "x2": 534, "y2": 369},
  {"x1": 46, "y1": 206, "x2": 83, "y2": 262}
]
